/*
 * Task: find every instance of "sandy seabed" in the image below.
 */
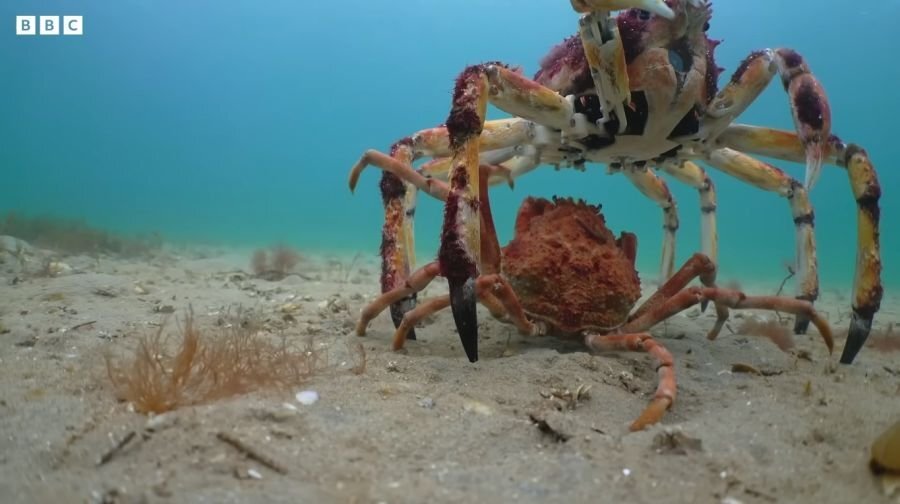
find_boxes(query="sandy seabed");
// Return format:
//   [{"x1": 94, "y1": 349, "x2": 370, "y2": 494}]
[{"x1": 0, "y1": 240, "x2": 898, "y2": 504}]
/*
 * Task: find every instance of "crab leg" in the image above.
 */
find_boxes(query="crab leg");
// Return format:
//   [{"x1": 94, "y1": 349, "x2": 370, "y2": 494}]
[
  {"x1": 583, "y1": 332, "x2": 675, "y2": 431},
  {"x1": 658, "y1": 159, "x2": 718, "y2": 266},
  {"x1": 703, "y1": 49, "x2": 832, "y2": 189},
  {"x1": 702, "y1": 148, "x2": 819, "y2": 334},
  {"x1": 441, "y1": 63, "x2": 581, "y2": 362},
  {"x1": 391, "y1": 296, "x2": 451, "y2": 350},
  {"x1": 626, "y1": 286, "x2": 834, "y2": 353},
  {"x1": 622, "y1": 167, "x2": 678, "y2": 281},
  {"x1": 626, "y1": 253, "x2": 725, "y2": 328},
  {"x1": 712, "y1": 130, "x2": 882, "y2": 365},
  {"x1": 374, "y1": 141, "x2": 420, "y2": 339},
  {"x1": 355, "y1": 261, "x2": 442, "y2": 337},
  {"x1": 350, "y1": 120, "x2": 536, "y2": 338}
]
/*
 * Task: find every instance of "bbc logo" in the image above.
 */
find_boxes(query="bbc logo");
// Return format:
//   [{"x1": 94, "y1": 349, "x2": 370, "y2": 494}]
[{"x1": 16, "y1": 16, "x2": 83, "y2": 36}]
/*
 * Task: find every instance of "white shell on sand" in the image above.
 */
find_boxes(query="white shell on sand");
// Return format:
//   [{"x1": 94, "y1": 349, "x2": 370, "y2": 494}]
[{"x1": 295, "y1": 390, "x2": 319, "y2": 405}]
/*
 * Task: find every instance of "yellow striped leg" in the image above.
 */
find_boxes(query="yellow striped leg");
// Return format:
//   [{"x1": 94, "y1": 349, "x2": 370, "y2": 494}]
[
  {"x1": 622, "y1": 168, "x2": 678, "y2": 281},
  {"x1": 713, "y1": 126, "x2": 883, "y2": 363},
  {"x1": 658, "y1": 159, "x2": 718, "y2": 265},
  {"x1": 704, "y1": 148, "x2": 819, "y2": 333}
]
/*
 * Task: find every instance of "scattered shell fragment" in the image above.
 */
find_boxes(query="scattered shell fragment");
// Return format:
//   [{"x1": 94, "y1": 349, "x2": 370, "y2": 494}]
[
  {"x1": 295, "y1": 390, "x2": 319, "y2": 405},
  {"x1": 47, "y1": 261, "x2": 72, "y2": 277},
  {"x1": 462, "y1": 400, "x2": 493, "y2": 416}
]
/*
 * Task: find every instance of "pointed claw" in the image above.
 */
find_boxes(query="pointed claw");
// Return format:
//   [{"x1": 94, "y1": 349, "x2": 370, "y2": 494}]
[
  {"x1": 700, "y1": 299, "x2": 709, "y2": 313},
  {"x1": 840, "y1": 311, "x2": 873, "y2": 364},
  {"x1": 804, "y1": 142, "x2": 825, "y2": 190},
  {"x1": 390, "y1": 295, "x2": 417, "y2": 341},
  {"x1": 449, "y1": 277, "x2": 479, "y2": 362}
]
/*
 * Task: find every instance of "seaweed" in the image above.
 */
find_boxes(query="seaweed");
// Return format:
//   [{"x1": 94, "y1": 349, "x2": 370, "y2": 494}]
[
  {"x1": 250, "y1": 244, "x2": 303, "y2": 281},
  {"x1": 0, "y1": 211, "x2": 162, "y2": 257},
  {"x1": 105, "y1": 308, "x2": 320, "y2": 414}
]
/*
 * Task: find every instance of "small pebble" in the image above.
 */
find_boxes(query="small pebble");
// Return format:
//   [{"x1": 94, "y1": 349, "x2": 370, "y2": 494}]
[
  {"x1": 418, "y1": 397, "x2": 435, "y2": 409},
  {"x1": 296, "y1": 390, "x2": 319, "y2": 405}
]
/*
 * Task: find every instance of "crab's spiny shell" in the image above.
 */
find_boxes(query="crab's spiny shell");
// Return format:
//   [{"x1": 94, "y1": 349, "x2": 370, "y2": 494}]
[{"x1": 501, "y1": 197, "x2": 641, "y2": 334}]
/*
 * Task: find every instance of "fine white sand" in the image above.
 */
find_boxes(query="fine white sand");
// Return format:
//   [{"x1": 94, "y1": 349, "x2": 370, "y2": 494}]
[{"x1": 0, "y1": 242, "x2": 898, "y2": 503}]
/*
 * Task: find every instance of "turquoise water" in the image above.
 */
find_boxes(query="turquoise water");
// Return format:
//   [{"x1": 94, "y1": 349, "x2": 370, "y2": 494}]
[{"x1": 2, "y1": 0, "x2": 897, "y2": 290}]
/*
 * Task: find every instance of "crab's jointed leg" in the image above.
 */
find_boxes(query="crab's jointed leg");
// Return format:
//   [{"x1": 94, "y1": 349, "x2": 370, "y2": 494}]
[
  {"x1": 626, "y1": 252, "x2": 722, "y2": 328},
  {"x1": 622, "y1": 167, "x2": 678, "y2": 281},
  {"x1": 702, "y1": 148, "x2": 819, "y2": 334},
  {"x1": 626, "y1": 284, "x2": 834, "y2": 353},
  {"x1": 349, "y1": 119, "x2": 537, "y2": 340},
  {"x1": 441, "y1": 63, "x2": 581, "y2": 362},
  {"x1": 703, "y1": 48, "x2": 832, "y2": 189},
  {"x1": 374, "y1": 141, "x2": 420, "y2": 339},
  {"x1": 583, "y1": 332, "x2": 675, "y2": 431},
  {"x1": 716, "y1": 127, "x2": 883, "y2": 363},
  {"x1": 658, "y1": 159, "x2": 719, "y2": 266}
]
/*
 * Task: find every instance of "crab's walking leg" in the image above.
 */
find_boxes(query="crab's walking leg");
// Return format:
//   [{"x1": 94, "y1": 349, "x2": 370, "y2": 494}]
[
  {"x1": 658, "y1": 159, "x2": 718, "y2": 266},
  {"x1": 626, "y1": 253, "x2": 724, "y2": 328},
  {"x1": 626, "y1": 286, "x2": 834, "y2": 353},
  {"x1": 374, "y1": 141, "x2": 420, "y2": 339},
  {"x1": 703, "y1": 148, "x2": 819, "y2": 334},
  {"x1": 623, "y1": 167, "x2": 678, "y2": 281},
  {"x1": 703, "y1": 48, "x2": 832, "y2": 189},
  {"x1": 583, "y1": 332, "x2": 675, "y2": 431},
  {"x1": 355, "y1": 261, "x2": 442, "y2": 337},
  {"x1": 391, "y1": 296, "x2": 451, "y2": 351},
  {"x1": 712, "y1": 133, "x2": 882, "y2": 365},
  {"x1": 442, "y1": 63, "x2": 577, "y2": 362}
]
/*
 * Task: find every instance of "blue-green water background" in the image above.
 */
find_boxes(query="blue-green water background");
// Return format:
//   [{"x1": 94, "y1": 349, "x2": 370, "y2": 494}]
[{"x1": 2, "y1": 0, "x2": 897, "y2": 291}]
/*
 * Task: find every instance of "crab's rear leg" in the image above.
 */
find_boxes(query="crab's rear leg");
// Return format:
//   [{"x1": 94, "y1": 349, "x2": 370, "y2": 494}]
[
  {"x1": 714, "y1": 126, "x2": 882, "y2": 364},
  {"x1": 701, "y1": 148, "x2": 819, "y2": 334},
  {"x1": 703, "y1": 48, "x2": 831, "y2": 190},
  {"x1": 443, "y1": 63, "x2": 577, "y2": 361}
]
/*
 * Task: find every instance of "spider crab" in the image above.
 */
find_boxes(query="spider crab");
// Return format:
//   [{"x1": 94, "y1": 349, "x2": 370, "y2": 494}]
[
  {"x1": 351, "y1": 171, "x2": 834, "y2": 430},
  {"x1": 348, "y1": 0, "x2": 882, "y2": 366}
]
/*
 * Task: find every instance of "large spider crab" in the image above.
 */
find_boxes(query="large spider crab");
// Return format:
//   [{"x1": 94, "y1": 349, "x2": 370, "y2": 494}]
[
  {"x1": 348, "y1": 0, "x2": 882, "y2": 366},
  {"x1": 351, "y1": 170, "x2": 834, "y2": 430}
]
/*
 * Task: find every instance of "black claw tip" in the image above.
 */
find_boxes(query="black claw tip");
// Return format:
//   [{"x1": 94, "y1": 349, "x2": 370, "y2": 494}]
[
  {"x1": 700, "y1": 300, "x2": 709, "y2": 313},
  {"x1": 793, "y1": 317, "x2": 811, "y2": 335},
  {"x1": 389, "y1": 295, "x2": 417, "y2": 340},
  {"x1": 840, "y1": 312, "x2": 873, "y2": 364},
  {"x1": 449, "y1": 277, "x2": 478, "y2": 362}
]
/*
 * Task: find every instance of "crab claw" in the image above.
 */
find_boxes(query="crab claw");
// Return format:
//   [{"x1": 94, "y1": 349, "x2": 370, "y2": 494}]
[
  {"x1": 449, "y1": 277, "x2": 479, "y2": 362},
  {"x1": 840, "y1": 311, "x2": 874, "y2": 364},
  {"x1": 570, "y1": 0, "x2": 674, "y2": 19}
]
